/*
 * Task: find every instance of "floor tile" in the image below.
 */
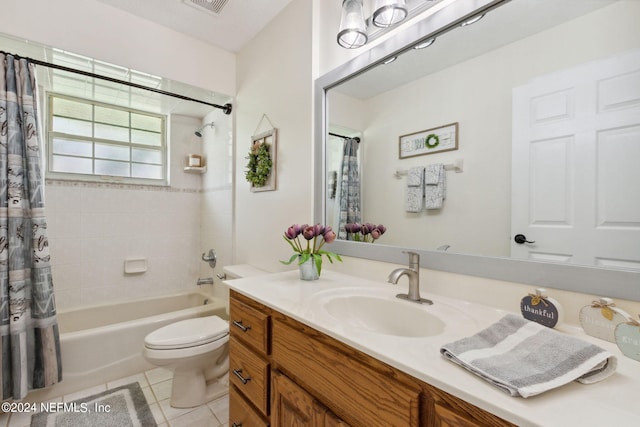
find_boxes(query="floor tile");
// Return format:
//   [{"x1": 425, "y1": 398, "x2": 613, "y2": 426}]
[
  {"x1": 107, "y1": 372, "x2": 149, "y2": 389},
  {"x1": 62, "y1": 383, "x2": 107, "y2": 402},
  {"x1": 207, "y1": 394, "x2": 229, "y2": 424},
  {"x1": 145, "y1": 367, "x2": 173, "y2": 385},
  {"x1": 148, "y1": 402, "x2": 167, "y2": 425},
  {"x1": 158, "y1": 398, "x2": 199, "y2": 422},
  {"x1": 168, "y1": 406, "x2": 220, "y2": 427},
  {"x1": 151, "y1": 379, "x2": 173, "y2": 402}
]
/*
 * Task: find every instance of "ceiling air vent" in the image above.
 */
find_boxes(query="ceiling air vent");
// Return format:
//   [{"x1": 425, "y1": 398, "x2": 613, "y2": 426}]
[{"x1": 182, "y1": 0, "x2": 230, "y2": 16}]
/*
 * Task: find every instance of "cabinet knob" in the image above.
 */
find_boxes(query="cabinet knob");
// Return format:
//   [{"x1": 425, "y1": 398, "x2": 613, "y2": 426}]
[
  {"x1": 233, "y1": 369, "x2": 251, "y2": 385},
  {"x1": 232, "y1": 423, "x2": 243, "y2": 427},
  {"x1": 232, "y1": 320, "x2": 251, "y2": 332}
]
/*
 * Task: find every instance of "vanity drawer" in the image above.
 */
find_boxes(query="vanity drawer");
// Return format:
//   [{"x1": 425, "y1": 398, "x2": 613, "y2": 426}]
[
  {"x1": 230, "y1": 293, "x2": 270, "y2": 355},
  {"x1": 230, "y1": 338, "x2": 270, "y2": 416},
  {"x1": 229, "y1": 385, "x2": 269, "y2": 427}
]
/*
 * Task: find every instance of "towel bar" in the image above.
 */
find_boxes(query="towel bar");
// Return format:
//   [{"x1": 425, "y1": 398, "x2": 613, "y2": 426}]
[{"x1": 394, "y1": 159, "x2": 463, "y2": 178}]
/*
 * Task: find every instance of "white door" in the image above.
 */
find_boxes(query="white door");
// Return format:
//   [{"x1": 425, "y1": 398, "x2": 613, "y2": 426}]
[{"x1": 511, "y1": 50, "x2": 640, "y2": 269}]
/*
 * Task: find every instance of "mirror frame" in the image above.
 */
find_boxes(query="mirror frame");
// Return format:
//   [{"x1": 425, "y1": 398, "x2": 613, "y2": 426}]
[{"x1": 313, "y1": 0, "x2": 640, "y2": 301}]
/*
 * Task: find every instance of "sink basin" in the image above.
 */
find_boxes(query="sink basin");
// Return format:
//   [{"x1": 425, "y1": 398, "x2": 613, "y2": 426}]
[
  {"x1": 324, "y1": 295, "x2": 445, "y2": 337},
  {"x1": 308, "y1": 286, "x2": 471, "y2": 338}
]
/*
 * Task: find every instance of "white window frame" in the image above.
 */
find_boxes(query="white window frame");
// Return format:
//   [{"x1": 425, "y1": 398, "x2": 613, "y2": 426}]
[{"x1": 46, "y1": 93, "x2": 168, "y2": 186}]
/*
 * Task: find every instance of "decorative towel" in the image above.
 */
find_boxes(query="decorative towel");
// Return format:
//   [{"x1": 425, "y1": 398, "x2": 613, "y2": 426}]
[
  {"x1": 405, "y1": 166, "x2": 424, "y2": 212},
  {"x1": 424, "y1": 163, "x2": 446, "y2": 210},
  {"x1": 440, "y1": 314, "x2": 617, "y2": 398}
]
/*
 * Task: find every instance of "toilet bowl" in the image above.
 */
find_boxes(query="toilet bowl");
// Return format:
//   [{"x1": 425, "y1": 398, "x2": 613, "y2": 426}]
[{"x1": 143, "y1": 315, "x2": 229, "y2": 408}]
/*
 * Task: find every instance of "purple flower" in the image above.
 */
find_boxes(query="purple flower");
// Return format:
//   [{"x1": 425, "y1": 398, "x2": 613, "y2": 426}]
[
  {"x1": 302, "y1": 225, "x2": 315, "y2": 240},
  {"x1": 284, "y1": 224, "x2": 301, "y2": 239},
  {"x1": 313, "y1": 223, "x2": 325, "y2": 237},
  {"x1": 371, "y1": 229, "x2": 381, "y2": 240},
  {"x1": 345, "y1": 222, "x2": 361, "y2": 233},
  {"x1": 376, "y1": 224, "x2": 386, "y2": 235},
  {"x1": 361, "y1": 223, "x2": 372, "y2": 235},
  {"x1": 324, "y1": 229, "x2": 336, "y2": 243}
]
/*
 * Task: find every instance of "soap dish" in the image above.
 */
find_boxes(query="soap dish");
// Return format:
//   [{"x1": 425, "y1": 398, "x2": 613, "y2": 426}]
[{"x1": 124, "y1": 258, "x2": 148, "y2": 274}]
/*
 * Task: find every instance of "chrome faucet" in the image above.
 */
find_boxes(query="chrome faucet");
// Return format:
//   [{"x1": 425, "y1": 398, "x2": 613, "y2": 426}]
[
  {"x1": 197, "y1": 277, "x2": 214, "y2": 286},
  {"x1": 387, "y1": 251, "x2": 433, "y2": 305}
]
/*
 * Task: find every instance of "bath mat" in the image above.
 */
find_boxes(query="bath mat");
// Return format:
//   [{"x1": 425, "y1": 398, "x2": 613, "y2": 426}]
[{"x1": 31, "y1": 382, "x2": 157, "y2": 427}]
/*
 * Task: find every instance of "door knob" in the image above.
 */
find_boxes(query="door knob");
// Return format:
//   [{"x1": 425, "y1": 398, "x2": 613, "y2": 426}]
[{"x1": 514, "y1": 234, "x2": 535, "y2": 244}]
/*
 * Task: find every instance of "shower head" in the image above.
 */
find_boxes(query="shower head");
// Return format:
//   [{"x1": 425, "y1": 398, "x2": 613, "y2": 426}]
[{"x1": 195, "y1": 122, "x2": 215, "y2": 137}]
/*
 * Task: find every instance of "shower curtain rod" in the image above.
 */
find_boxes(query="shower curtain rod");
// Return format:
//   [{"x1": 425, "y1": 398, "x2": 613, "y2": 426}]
[
  {"x1": 329, "y1": 132, "x2": 360, "y2": 143},
  {"x1": 0, "y1": 50, "x2": 232, "y2": 115}
]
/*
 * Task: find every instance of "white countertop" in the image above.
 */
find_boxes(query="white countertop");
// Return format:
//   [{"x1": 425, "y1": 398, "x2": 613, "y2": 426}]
[{"x1": 224, "y1": 270, "x2": 640, "y2": 427}]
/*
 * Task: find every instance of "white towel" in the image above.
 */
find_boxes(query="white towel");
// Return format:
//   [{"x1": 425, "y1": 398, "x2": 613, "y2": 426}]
[
  {"x1": 405, "y1": 166, "x2": 424, "y2": 213},
  {"x1": 424, "y1": 164, "x2": 445, "y2": 209},
  {"x1": 440, "y1": 314, "x2": 617, "y2": 398}
]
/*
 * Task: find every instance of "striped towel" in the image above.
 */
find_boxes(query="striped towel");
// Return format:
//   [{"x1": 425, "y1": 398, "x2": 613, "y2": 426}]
[{"x1": 440, "y1": 314, "x2": 617, "y2": 398}]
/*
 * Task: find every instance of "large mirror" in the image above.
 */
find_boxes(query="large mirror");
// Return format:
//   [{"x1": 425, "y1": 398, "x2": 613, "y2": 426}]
[{"x1": 314, "y1": 0, "x2": 640, "y2": 300}]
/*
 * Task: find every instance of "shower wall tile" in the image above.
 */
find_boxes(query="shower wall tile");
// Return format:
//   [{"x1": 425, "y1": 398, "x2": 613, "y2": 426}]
[{"x1": 45, "y1": 115, "x2": 231, "y2": 311}]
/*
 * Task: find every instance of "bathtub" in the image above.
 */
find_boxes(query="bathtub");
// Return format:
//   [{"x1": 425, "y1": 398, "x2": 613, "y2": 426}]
[{"x1": 29, "y1": 290, "x2": 228, "y2": 401}]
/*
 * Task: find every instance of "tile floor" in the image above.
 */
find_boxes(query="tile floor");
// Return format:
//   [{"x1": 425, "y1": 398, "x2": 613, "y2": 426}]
[{"x1": 0, "y1": 367, "x2": 229, "y2": 427}]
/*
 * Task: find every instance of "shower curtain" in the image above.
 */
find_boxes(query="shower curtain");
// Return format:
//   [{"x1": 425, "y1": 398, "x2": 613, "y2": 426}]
[
  {"x1": 0, "y1": 53, "x2": 62, "y2": 400},
  {"x1": 336, "y1": 138, "x2": 361, "y2": 240}
]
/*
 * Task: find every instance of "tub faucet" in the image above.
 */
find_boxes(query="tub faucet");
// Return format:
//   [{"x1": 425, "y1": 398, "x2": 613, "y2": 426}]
[
  {"x1": 197, "y1": 277, "x2": 214, "y2": 286},
  {"x1": 387, "y1": 251, "x2": 433, "y2": 305}
]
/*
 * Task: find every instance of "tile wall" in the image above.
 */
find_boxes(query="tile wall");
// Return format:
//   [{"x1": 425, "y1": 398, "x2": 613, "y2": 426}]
[{"x1": 47, "y1": 114, "x2": 234, "y2": 310}]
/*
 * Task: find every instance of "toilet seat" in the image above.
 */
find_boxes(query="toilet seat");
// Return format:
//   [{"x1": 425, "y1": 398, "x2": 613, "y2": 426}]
[{"x1": 144, "y1": 316, "x2": 229, "y2": 350}]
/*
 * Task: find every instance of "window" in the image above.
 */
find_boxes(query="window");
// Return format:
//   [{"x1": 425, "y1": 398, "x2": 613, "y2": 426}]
[{"x1": 47, "y1": 93, "x2": 167, "y2": 184}]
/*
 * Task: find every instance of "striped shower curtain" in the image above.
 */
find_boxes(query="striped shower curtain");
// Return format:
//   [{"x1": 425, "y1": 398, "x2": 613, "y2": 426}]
[
  {"x1": 0, "y1": 53, "x2": 62, "y2": 400},
  {"x1": 336, "y1": 138, "x2": 361, "y2": 240}
]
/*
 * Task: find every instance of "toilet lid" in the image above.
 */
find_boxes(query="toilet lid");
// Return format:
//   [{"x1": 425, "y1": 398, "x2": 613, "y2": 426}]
[{"x1": 145, "y1": 316, "x2": 229, "y2": 349}]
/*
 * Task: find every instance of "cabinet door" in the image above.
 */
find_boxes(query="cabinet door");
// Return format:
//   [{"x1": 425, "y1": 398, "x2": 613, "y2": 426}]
[{"x1": 272, "y1": 371, "x2": 326, "y2": 427}]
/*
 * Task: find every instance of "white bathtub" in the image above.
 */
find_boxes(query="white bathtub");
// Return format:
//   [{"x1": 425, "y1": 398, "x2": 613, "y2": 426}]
[{"x1": 29, "y1": 291, "x2": 227, "y2": 401}]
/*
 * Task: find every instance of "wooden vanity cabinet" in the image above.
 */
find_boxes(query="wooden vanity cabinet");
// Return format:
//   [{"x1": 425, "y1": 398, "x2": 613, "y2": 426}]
[
  {"x1": 229, "y1": 292, "x2": 272, "y2": 425},
  {"x1": 229, "y1": 290, "x2": 515, "y2": 427}
]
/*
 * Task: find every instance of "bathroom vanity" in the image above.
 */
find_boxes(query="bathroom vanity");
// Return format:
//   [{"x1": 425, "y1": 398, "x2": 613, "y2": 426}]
[
  {"x1": 229, "y1": 289, "x2": 512, "y2": 426},
  {"x1": 226, "y1": 271, "x2": 640, "y2": 427}
]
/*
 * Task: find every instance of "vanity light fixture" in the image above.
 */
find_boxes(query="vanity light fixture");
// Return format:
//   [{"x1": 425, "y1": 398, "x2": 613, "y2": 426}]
[
  {"x1": 414, "y1": 37, "x2": 435, "y2": 49},
  {"x1": 372, "y1": 0, "x2": 408, "y2": 28},
  {"x1": 337, "y1": 0, "x2": 369, "y2": 49},
  {"x1": 460, "y1": 13, "x2": 485, "y2": 27}
]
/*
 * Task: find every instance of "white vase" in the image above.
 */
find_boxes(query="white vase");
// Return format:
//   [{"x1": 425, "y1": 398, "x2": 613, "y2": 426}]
[{"x1": 298, "y1": 256, "x2": 319, "y2": 281}]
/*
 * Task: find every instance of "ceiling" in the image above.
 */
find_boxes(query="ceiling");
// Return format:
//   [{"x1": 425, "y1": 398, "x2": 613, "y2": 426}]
[{"x1": 96, "y1": 0, "x2": 296, "y2": 52}]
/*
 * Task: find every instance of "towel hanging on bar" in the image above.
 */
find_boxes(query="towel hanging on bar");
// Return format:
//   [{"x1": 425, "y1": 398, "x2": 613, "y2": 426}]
[
  {"x1": 405, "y1": 166, "x2": 424, "y2": 213},
  {"x1": 425, "y1": 164, "x2": 446, "y2": 210}
]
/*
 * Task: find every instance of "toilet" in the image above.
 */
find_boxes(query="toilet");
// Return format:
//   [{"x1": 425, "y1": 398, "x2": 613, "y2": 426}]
[{"x1": 143, "y1": 264, "x2": 267, "y2": 408}]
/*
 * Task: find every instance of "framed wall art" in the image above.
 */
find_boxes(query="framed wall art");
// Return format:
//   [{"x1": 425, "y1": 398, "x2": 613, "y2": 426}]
[{"x1": 398, "y1": 122, "x2": 458, "y2": 159}]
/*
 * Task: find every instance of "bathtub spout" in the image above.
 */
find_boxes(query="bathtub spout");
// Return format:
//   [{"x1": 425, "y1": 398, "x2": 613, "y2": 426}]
[{"x1": 197, "y1": 277, "x2": 214, "y2": 286}]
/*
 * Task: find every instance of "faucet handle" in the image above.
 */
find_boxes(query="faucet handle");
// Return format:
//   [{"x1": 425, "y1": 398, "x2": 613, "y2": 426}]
[{"x1": 403, "y1": 251, "x2": 420, "y2": 269}]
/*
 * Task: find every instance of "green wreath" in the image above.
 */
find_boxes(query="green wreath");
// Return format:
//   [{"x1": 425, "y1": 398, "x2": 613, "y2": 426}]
[
  {"x1": 426, "y1": 133, "x2": 440, "y2": 148},
  {"x1": 245, "y1": 142, "x2": 272, "y2": 187}
]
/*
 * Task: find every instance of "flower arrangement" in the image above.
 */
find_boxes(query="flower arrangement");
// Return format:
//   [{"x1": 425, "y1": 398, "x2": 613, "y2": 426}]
[
  {"x1": 281, "y1": 223, "x2": 342, "y2": 276},
  {"x1": 344, "y1": 222, "x2": 387, "y2": 243}
]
